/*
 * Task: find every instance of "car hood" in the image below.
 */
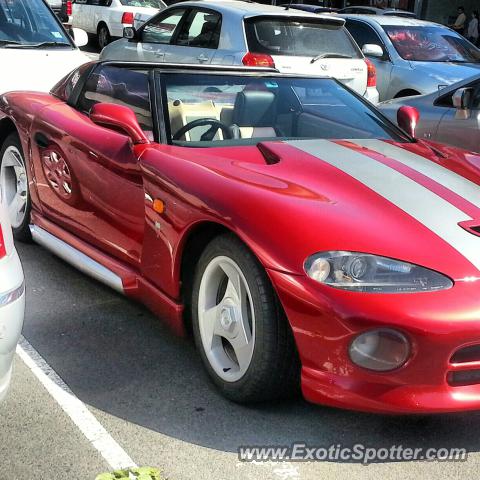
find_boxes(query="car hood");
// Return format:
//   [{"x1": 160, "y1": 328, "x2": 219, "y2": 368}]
[
  {"x1": 0, "y1": 48, "x2": 89, "y2": 95},
  {"x1": 141, "y1": 139, "x2": 480, "y2": 280},
  {"x1": 410, "y1": 61, "x2": 480, "y2": 85}
]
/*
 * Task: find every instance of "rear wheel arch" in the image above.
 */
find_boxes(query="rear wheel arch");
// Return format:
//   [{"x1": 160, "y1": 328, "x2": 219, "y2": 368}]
[{"x1": 394, "y1": 89, "x2": 421, "y2": 99}]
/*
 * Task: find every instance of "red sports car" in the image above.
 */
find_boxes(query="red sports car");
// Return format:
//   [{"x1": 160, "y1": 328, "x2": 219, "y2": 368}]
[{"x1": 2, "y1": 61, "x2": 480, "y2": 414}]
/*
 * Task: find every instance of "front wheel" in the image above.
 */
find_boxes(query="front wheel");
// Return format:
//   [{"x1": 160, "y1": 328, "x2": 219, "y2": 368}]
[
  {"x1": 0, "y1": 132, "x2": 31, "y2": 242},
  {"x1": 192, "y1": 234, "x2": 300, "y2": 403}
]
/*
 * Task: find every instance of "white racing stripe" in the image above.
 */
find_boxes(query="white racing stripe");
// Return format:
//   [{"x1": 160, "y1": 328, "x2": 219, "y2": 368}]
[
  {"x1": 288, "y1": 139, "x2": 480, "y2": 272},
  {"x1": 351, "y1": 139, "x2": 480, "y2": 208},
  {"x1": 16, "y1": 336, "x2": 137, "y2": 471}
]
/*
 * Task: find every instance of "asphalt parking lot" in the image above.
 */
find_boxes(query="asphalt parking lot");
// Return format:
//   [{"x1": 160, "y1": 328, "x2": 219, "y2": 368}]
[{"x1": 1, "y1": 235, "x2": 480, "y2": 480}]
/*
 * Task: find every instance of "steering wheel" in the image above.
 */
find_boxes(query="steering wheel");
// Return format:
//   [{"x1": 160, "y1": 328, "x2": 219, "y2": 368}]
[{"x1": 173, "y1": 118, "x2": 233, "y2": 142}]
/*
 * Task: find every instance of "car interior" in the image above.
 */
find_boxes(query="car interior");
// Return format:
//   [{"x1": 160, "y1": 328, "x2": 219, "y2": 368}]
[{"x1": 163, "y1": 75, "x2": 403, "y2": 145}]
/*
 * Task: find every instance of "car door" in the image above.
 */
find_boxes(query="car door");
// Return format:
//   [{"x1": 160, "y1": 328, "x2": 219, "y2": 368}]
[
  {"x1": 72, "y1": 0, "x2": 90, "y2": 30},
  {"x1": 433, "y1": 82, "x2": 480, "y2": 153},
  {"x1": 137, "y1": 7, "x2": 188, "y2": 62},
  {"x1": 163, "y1": 8, "x2": 222, "y2": 64},
  {"x1": 345, "y1": 19, "x2": 393, "y2": 101},
  {"x1": 29, "y1": 64, "x2": 152, "y2": 266}
]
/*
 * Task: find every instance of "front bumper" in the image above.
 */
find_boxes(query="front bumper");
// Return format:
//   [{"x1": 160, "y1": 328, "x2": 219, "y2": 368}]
[
  {"x1": 0, "y1": 250, "x2": 25, "y2": 402},
  {"x1": 268, "y1": 268, "x2": 480, "y2": 414}
]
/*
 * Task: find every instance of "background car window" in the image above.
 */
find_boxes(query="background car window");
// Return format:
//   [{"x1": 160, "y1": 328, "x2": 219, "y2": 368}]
[
  {"x1": 0, "y1": 0, "x2": 72, "y2": 46},
  {"x1": 245, "y1": 16, "x2": 362, "y2": 58},
  {"x1": 345, "y1": 20, "x2": 384, "y2": 50},
  {"x1": 175, "y1": 10, "x2": 221, "y2": 49},
  {"x1": 78, "y1": 65, "x2": 153, "y2": 136},
  {"x1": 163, "y1": 73, "x2": 406, "y2": 145},
  {"x1": 142, "y1": 9, "x2": 185, "y2": 44},
  {"x1": 384, "y1": 26, "x2": 480, "y2": 62},
  {"x1": 119, "y1": 0, "x2": 165, "y2": 6},
  {"x1": 88, "y1": 1, "x2": 111, "y2": 6}
]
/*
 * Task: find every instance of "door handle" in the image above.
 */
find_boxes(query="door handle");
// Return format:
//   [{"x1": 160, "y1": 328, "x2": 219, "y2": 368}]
[
  {"x1": 155, "y1": 52, "x2": 164, "y2": 58},
  {"x1": 34, "y1": 132, "x2": 49, "y2": 149},
  {"x1": 197, "y1": 54, "x2": 209, "y2": 63}
]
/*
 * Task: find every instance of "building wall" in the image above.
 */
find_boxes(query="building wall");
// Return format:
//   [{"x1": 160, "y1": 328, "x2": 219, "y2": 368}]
[{"x1": 420, "y1": 0, "x2": 478, "y2": 24}]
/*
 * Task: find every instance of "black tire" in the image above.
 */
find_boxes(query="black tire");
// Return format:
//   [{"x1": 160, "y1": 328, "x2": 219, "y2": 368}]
[
  {"x1": 97, "y1": 24, "x2": 111, "y2": 50},
  {"x1": 0, "y1": 132, "x2": 31, "y2": 242},
  {"x1": 191, "y1": 233, "x2": 300, "y2": 403}
]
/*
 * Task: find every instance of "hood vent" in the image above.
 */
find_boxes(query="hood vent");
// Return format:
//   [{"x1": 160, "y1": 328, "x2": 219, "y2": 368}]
[
  {"x1": 459, "y1": 221, "x2": 480, "y2": 237},
  {"x1": 257, "y1": 143, "x2": 280, "y2": 165}
]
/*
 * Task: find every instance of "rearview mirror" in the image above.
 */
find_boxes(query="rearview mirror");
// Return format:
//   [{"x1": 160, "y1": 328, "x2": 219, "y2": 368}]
[
  {"x1": 71, "y1": 28, "x2": 88, "y2": 48},
  {"x1": 452, "y1": 87, "x2": 473, "y2": 109},
  {"x1": 362, "y1": 44, "x2": 384, "y2": 58},
  {"x1": 397, "y1": 105, "x2": 420, "y2": 138},
  {"x1": 123, "y1": 26, "x2": 137, "y2": 40},
  {"x1": 90, "y1": 103, "x2": 149, "y2": 145}
]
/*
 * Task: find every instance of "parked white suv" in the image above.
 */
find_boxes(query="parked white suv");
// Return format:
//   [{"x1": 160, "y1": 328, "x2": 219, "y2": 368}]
[
  {"x1": 72, "y1": 0, "x2": 166, "y2": 50},
  {"x1": 100, "y1": 0, "x2": 379, "y2": 103}
]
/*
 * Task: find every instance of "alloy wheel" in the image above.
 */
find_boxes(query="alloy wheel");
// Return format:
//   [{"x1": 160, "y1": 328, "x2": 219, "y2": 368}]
[{"x1": 197, "y1": 256, "x2": 256, "y2": 382}]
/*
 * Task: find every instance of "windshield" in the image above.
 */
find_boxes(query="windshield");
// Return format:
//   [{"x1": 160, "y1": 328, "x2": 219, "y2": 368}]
[
  {"x1": 0, "y1": 0, "x2": 72, "y2": 47},
  {"x1": 245, "y1": 16, "x2": 362, "y2": 59},
  {"x1": 384, "y1": 26, "x2": 480, "y2": 62},
  {"x1": 119, "y1": 0, "x2": 165, "y2": 7},
  {"x1": 162, "y1": 74, "x2": 407, "y2": 147}
]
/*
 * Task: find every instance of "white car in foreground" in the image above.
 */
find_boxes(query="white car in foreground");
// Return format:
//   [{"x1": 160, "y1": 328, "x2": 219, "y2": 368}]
[
  {"x1": 72, "y1": 0, "x2": 166, "y2": 50},
  {"x1": 101, "y1": 0, "x2": 379, "y2": 103},
  {"x1": 0, "y1": 137, "x2": 25, "y2": 401},
  {"x1": 0, "y1": 0, "x2": 89, "y2": 94}
]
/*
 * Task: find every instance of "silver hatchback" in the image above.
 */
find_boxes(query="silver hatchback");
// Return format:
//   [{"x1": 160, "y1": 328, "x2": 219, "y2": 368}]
[{"x1": 100, "y1": 0, "x2": 379, "y2": 102}]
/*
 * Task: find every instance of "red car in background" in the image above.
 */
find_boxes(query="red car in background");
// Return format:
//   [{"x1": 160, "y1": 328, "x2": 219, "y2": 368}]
[{"x1": 2, "y1": 61, "x2": 480, "y2": 414}]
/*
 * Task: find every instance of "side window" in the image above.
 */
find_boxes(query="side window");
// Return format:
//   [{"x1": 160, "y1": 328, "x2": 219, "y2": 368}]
[
  {"x1": 142, "y1": 9, "x2": 186, "y2": 44},
  {"x1": 77, "y1": 65, "x2": 153, "y2": 136},
  {"x1": 88, "y1": 0, "x2": 111, "y2": 5},
  {"x1": 175, "y1": 10, "x2": 221, "y2": 49},
  {"x1": 345, "y1": 20, "x2": 384, "y2": 50}
]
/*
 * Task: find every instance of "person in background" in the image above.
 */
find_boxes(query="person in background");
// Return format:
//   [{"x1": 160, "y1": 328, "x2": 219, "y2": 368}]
[
  {"x1": 467, "y1": 10, "x2": 479, "y2": 44},
  {"x1": 451, "y1": 6, "x2": 467, "y2": 35}
]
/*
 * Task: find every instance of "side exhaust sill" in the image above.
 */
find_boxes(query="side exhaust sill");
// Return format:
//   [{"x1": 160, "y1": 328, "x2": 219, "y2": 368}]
[{"x1": 30, "y1": 225, "x2": 124, "y2": 293}]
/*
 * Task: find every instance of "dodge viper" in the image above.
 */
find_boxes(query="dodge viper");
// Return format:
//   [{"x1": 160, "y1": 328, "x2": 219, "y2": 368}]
[{"x1": 2, "y1": 61, "x2": 480, "y2": 414}]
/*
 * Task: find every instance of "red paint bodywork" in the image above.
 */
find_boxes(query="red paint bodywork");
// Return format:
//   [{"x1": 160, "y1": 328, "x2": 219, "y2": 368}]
[{"x1": 4, "y1": 89, "x2": 480, "y2": 414}]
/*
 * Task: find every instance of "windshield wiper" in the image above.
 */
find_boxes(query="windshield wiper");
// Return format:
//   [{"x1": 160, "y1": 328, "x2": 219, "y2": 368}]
[
  {"x1": 311, "y1": 53, "x2": 353, "y2": 63},
  {"x1": 4, "y1": 41, "x2": 71, "y2": 49},
  {"x1": 0, "y1": 40, "x2": 22, "y2": 47}
]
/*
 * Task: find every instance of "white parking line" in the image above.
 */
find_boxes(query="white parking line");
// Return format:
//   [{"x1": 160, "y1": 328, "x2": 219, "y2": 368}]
[{"x1": 16, "y1": 335, "x2": 137, "y2": 471}]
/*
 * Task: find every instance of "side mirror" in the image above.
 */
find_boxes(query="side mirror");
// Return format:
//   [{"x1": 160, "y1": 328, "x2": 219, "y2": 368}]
[
  {"x1": 71, "y1": 28, "x2": 88, "y2": 48},
  {"x1": 90, "y1": 103, "x2": 149, "y2": 145},
  {"x1": 452, "y1": 87, "x2": 473, "y2": 109},
  {"x1": 362, "y1": 44, "x2": 384, "y2": 58},
  {"x1": 123, "y1": 26, "x2": 137, "y2": 40},
  {"x1": 397, "y1": 105, "x2": 420, "y2": 138}
]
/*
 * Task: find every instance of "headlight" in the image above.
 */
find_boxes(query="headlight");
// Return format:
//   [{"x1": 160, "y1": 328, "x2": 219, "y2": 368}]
[
  {"x1": 349, "y1": 328, "x2": 410, "y2": 371},
  {"x1": 305, "y1": 251, "x2": 452, "y2": 293}
]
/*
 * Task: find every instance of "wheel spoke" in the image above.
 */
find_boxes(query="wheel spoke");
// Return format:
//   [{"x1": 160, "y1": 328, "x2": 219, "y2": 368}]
[
  {"x1": 221, "y1": 262, "x2": 246, "y2": 306},
  {"x1": 201, "y1": 304, "x2": 224, "y2": 348},
  {"x1": 8, "y1": 193, "x2": 25, "y2": 227},
  {"x1": 230, "y1": 331, "x2": 253, "y2": 373}
]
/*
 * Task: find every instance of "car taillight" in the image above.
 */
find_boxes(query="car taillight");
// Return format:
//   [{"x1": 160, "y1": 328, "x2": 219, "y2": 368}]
[
  {"x1": 0, "y1": 226, "x2": 5, "y2": 259},
  {"x1": 121, "y1": 12, "x2": 134, "y2": 25},
  {"x1": 242, "y1": 52, "x2": 275, "y2": 68},
  {"x1": 365, "y1": 58, "x2": 376, "y2": 88},
  {"x1": 66, "y1": 1, "x2": 72, "y2": 16}
]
